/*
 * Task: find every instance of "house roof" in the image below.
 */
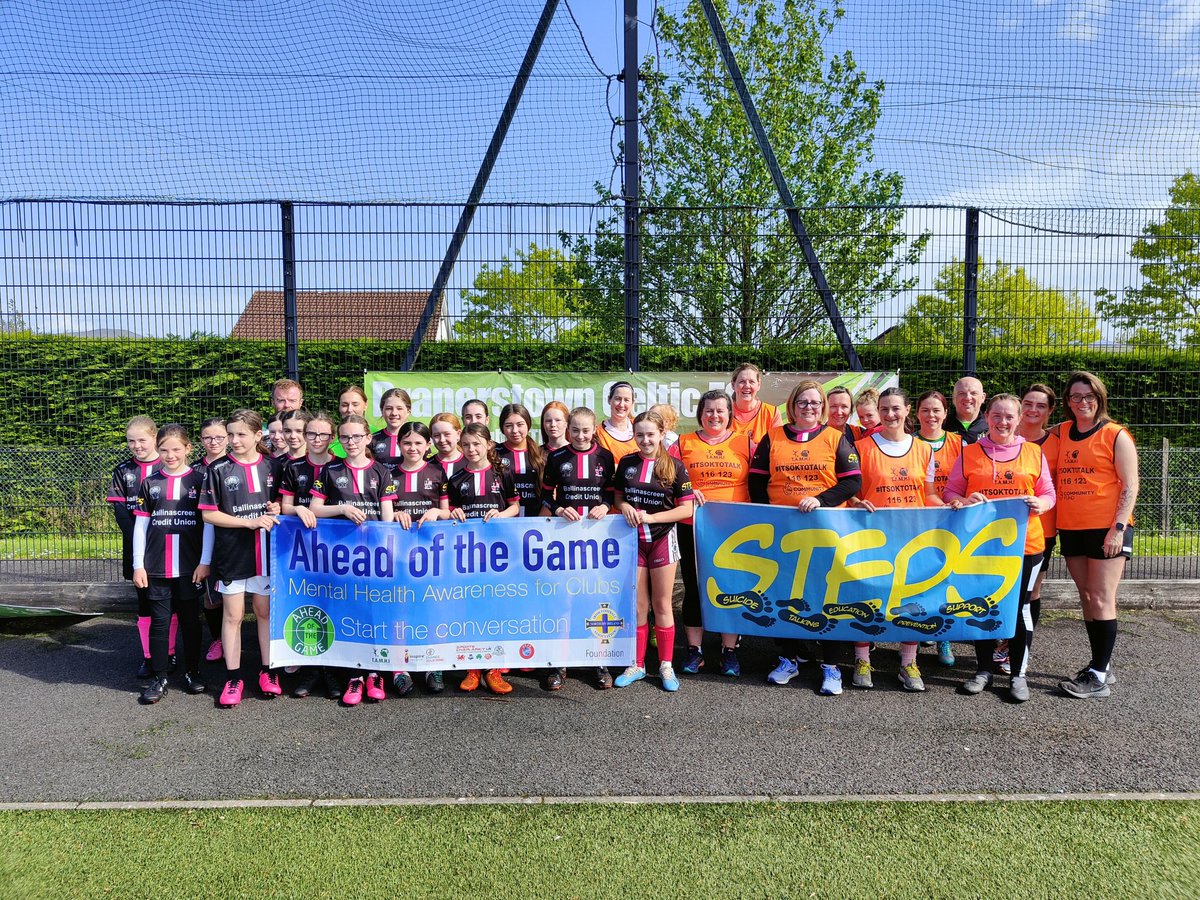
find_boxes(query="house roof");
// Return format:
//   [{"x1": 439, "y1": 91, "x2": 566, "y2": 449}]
[{"x1": 230, "y1": 290, "x2": 442, "y2": 342}]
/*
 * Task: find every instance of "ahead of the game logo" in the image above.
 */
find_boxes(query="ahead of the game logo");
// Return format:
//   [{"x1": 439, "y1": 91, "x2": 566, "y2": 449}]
[
  {"x1": 283, "y1": 605, "x2": 336, "y2": 657},
  {"x1": 585, "y1": 603, "x2": 626, "y2": 644}
]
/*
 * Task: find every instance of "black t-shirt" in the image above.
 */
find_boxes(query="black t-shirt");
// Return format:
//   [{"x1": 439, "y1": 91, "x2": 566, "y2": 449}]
[
  {"x1": 393, "y1": 461, "x2": 448, "y2": 518},
  {"x1": 613, "y1": 453, "x2": 694, "y2": 543},
  {"x1": 134, "y1": 467, "x2": 206, "y2": 578},
  {"x1": 541, "y1": 444, "x2": 615, "y2": 515},
  {"x1": 199, "y1": 454, "x2": 276, "y2": 582},
  {"x1": 496, "y1": 446, "x2": 542, "y2": 517},
  {"x1": 311, "y1": 460, "x2": 397, "y2": 521},
  {"x1": 446, "y1": 466, "x2": 518, "y2": 520}
]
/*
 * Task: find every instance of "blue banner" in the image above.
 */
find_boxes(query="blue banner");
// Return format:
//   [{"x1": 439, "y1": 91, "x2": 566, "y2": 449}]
[
  {"x1": 269, "y1": 516, "x2": 636, "y2": 670},
  {"x1": 695, "y1": 500, "x2": 1030, "y2": 642}
]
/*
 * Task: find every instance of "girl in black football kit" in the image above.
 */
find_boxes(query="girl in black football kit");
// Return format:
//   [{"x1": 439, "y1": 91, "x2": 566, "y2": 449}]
[
  {"x1": 132, "y1": 424, "x2": 213, "y2": 704},
  {"x1": 199, "y1": 409, "x2": 280, "y2": 708},
  {"x1": 430, "y1": 412, "x2": 466, "y2": 479},
  {"x1": 196, "y1": 417, "x2": 229, "y2": 664},
  {"x1": 106, "y1": 415, "x2": 165, "y2": 678},
  {"x1": 497, "y1": 402, "x2": 545, "y2": 517},
  {"x1": 278, "y1": 410, "x2": 337, "y2": 699},
  {"x1": 540, "y1": 406, "x2": 617, "y2": 691},
  {"x1": 447, "y1": 422, "x2": 520, "y2": 694},
  {"x1": 370, "y1": 387, "x2": 413, "y2": 475},
  {"x1": 311, "y1": 414, "x2": 398, "y2": 707},
  {"x1": 389, "y1": 421, "x2": 450, "y2": 696}
]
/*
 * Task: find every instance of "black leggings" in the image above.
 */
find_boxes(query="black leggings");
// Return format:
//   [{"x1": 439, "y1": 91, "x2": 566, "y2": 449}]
[
  {"x1": 147, "y1": 577, "x2": 203, "y2": 676},
  {"x1": 973, "y1": 552, "x2": 1043, "y2": 678},
  {"x1": 677, "y1": 524, "x2": 703, "y2": 629}
]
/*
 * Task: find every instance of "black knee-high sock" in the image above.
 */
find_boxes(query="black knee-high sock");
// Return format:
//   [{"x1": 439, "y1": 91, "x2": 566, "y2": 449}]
[
  {"x1": 1089, "y1": 619, "x2": 1118, "y2": 672},
  {"x1": 974, "y1": 639, "x2": 996, "y2": 674},
  {"x1": 204, "y1": 605, "x2": 223, "y2": 644},
  {"x1": 1029, "y1": 599, "x2": 1042, "y2": 634}
]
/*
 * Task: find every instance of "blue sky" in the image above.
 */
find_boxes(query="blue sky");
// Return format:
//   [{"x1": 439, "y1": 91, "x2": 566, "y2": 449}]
[{"x1": 1, "y1": 1, "x2": 1198, "y2": 337}]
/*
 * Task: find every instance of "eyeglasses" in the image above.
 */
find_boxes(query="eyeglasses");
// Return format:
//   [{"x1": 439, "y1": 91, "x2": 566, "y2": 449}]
[
  {"x1": 794, "y1": 400, "x2": 823, "y2": 408},
  {"x1": 1068, "y1": 393, "x2": 1097, "y2": 404},
  {"x1": 340, "y1": 433, "x2": 368, "y2": 443},
  {"x1": 304, "y1": 431, "x2": 332, "y2": 440},
  {"x1": 200, "y1": 435, "x2": 226, "y2": 443}
]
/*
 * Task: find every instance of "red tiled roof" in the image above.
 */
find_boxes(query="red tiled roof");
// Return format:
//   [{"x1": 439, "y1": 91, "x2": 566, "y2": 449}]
[{"x1": 230, "y1": 290, "x2": 442, "y2": 341}]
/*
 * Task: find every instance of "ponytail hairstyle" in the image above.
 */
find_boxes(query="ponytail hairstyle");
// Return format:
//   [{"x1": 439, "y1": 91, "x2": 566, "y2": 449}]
[
  {"x1": 226, "y1": 408, "x2": 271, "y2": 456},
  {"x1": 633, "y1": 410, "x2": 676, "y2": 486},
  {"x1": 854, "y1": 387, "x2": 880, "y2": 410},
  {"x1": 461, "y1": 421, "x2": 503, "y2": 474},
  {"x1": 155, "y1": 422, "x2": 192, "y2": 450},
  {"x1": 877, "y1": 386, "x2": 914, "y2": 434},
  {"x1": 499, "y1": 402, "x2": 543, "y2": 479}
]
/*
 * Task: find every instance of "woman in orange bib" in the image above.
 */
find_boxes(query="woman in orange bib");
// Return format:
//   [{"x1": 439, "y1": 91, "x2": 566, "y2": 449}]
[
  {"x1": 915, "y1": 389, "x2": 962, "y2": 668},
  {"x1": 1054, "y1": 371, "x2": 1138, "y2": 699},
  {"x1": 848, "y1": 387, "x2": 936, "y2": 692},
  {"x1": 749, "y1": 380, "x2": 862, "y2": 696},
  {"x1": 943, "y1": 394, "x2": 1055, "y2": 702},
  {"x1": 729, "y1": 363, "x2": 783, "y2": 444},
  {"x1": 670, "y1": 390, "x2": 753, "y2": 678},
  {"x1": 596, "y1": 381, "x2": 639, "y2": 461}
]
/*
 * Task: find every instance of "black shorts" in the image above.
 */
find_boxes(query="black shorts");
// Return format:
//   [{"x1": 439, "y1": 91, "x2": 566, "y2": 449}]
[{"x1": 1058, "y1": 527, "x2": 1133, "y2": 560}]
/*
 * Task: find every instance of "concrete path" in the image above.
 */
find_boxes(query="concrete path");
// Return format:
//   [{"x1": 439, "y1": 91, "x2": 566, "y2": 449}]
[{"x1": 0, "y1": 610, "x2": 1195, "y2": 804}]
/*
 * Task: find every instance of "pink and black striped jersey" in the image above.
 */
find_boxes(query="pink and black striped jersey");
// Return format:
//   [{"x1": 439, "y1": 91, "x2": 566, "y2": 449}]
[
  {"x1": 541, "y1": 444, "x2": 615, "y2": 516},
  {"x1": 278, "y1": 455, "x2": 329, "y2": 508},
  {"x1": 133, "y1": 467, "x2": 206, "y2": 578},
  {"x1": 613, "y1": 453, "x2": 694, "y2": 543},
  {"x1": 311, "y1": 460, "x2": 397, "y2": 521},
  {"x1": 496, "y1": 445, "x2": 542, "y2": 516},
  {"x1": 370, "y1": 429, "x2": 403, "y2": 475},
  {"x1": 446, "y1": 465, "x2": 518, "y2": 520},
  {"x1": 392, "y1": 460, "x2": 448, "y2": 518},
  {"x1": 199, "y1": 454, "x2": 276, "y2": 582}
]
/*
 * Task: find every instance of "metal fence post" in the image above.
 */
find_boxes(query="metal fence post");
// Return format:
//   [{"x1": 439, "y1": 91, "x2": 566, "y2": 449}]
[
  {"x1": 280, "y1": 201, "x2": 299, "y2": 381},
  {"x1": 963, "y1": 207, "x2": 980, "y2": 376},
  {"x1": 1162, "y1": 436, "x2": 1170, "y2": 534},
  {"x1": 623, "y1": 0, "x2": 640, "y2": 372}
]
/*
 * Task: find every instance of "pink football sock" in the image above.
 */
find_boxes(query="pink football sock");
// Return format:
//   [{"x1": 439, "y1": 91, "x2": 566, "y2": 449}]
[
  {"x1": 654, "y1": 625, "x2": 675, "y2": 664},
  {"x1": 168, "y1": 613, "x2": 178, "y2": 655},
  {"x1": 900, "y1": 643, "x2": 918, "y2": 666},
  {"x1": 636, "y1": 624, "x2": 649, "y2": 667},
  {"x1": 854, "y1": 642, "x2": 871, "y2": 662},
  {"x1": 136, "y1": 616, "x2": 151, "y2": 659}
]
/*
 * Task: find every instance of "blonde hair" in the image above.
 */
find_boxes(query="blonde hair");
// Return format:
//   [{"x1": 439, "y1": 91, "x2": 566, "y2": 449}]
[
  {"x1": 785, "y1": 381, "x2": 827, "y2": 425},
  {"x1": 648, "y1": 403, "x2": 679, "y2": 433},
  {"x1": 126, "y1": 415, "x2": 157, "y2": 437}
]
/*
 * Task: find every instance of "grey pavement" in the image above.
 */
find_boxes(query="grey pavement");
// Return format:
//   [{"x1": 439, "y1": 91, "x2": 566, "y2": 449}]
[{"x1": 0, "y1": 609, "x2": 1196, "y2": 804}]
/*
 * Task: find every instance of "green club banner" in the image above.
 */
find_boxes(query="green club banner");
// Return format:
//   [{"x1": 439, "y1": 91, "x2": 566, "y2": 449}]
[{"x1": 363, "y1": 371, "x2": 897, "y2": 437}]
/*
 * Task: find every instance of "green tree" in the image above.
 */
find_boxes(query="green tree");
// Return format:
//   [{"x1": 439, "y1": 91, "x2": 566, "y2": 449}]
[
  {"x1": 884, "y1": 259, "x2": 1100, "y2": 350},
  {"x1": 454, "y1": 243, "x2": 597, "y2": 343},
  {"x1": 569, "y1": 0, "x2": 927, "y2": 347},
  {"x1": 1095, "y1": 171, "x2": 1200, "y2": 349}
]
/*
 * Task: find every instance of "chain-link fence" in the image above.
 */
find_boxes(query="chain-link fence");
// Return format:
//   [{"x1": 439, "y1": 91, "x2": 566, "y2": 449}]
[{"x1": 1, "y1": 199, "x2": 1197, "y2": 581}]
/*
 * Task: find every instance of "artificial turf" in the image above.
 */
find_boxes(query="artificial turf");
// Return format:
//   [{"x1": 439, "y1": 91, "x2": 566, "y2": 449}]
[{"x1": 2, "y1": 800, "x2": 1198, "y2": 898}]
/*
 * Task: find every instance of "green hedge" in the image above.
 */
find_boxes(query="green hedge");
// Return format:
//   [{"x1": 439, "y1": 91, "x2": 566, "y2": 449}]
[{"x1": 0, "y1": 335, "x2": 1195, "y2": 446}]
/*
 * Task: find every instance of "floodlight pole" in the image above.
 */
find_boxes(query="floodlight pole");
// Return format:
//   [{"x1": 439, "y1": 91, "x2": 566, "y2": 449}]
[
  {"x1": 697, "y1": 0, "x2": 862, "y2": 371},
  {"x1": 402, "y1": 0, "x2": 560, "y2": 372},
  {"x1": 280, "y1": 201, "x2": 299, "y2": 380},
  {"x1": 623, "y1": 0, "x2": 640, "y2": 372},
  {"x1": 963, "y1": 207, "x2": 980, "y2": 377}
]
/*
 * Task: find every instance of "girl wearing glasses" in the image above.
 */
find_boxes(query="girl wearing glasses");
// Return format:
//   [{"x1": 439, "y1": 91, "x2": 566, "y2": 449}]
[
  {"x1": 749, "y1": 381, "x2": 862, "y2": 697},
  {"x1": 310, "y1": 414, "x2": 398, "y2": 707},
  {"x1": 1055, "y1": 372, "x2": 1138, "y2": 699},
  {"x1": 197, "y1": 418, "x2": 230, "y2": 663}
]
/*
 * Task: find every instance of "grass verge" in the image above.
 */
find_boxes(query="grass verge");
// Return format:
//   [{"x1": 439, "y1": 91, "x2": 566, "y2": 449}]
[{"x1": 1, "y1": 801, "x2": 1198, "y2": 898}]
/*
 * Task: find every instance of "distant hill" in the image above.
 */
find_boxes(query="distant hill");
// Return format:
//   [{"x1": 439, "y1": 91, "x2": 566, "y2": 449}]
[{"x1": 67, "y1": 328, "x2": 141, "y2": 338}]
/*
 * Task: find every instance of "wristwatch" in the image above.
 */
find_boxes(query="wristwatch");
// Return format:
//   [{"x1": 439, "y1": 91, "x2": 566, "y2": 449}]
[{"x1": 1114, "y1": 522, "x2": 1126, "y2": 533}]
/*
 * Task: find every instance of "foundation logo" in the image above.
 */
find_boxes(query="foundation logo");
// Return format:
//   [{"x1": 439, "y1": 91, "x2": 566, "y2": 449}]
[
  {"x1": 585, "y1": 603, "x2": 626, "y2": 644},
  {"x1": 283, "y1": 605, "x2": 336, "y2": 657}
]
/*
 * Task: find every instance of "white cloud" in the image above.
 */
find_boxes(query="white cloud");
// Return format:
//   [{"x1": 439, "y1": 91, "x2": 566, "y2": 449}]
[
  {"x1": 1141, "y1": 0, "x2": 1200, "y2": 45},
  {"x1": 1059, "y1": 0, "x2": 1111, "y2": 41}
]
